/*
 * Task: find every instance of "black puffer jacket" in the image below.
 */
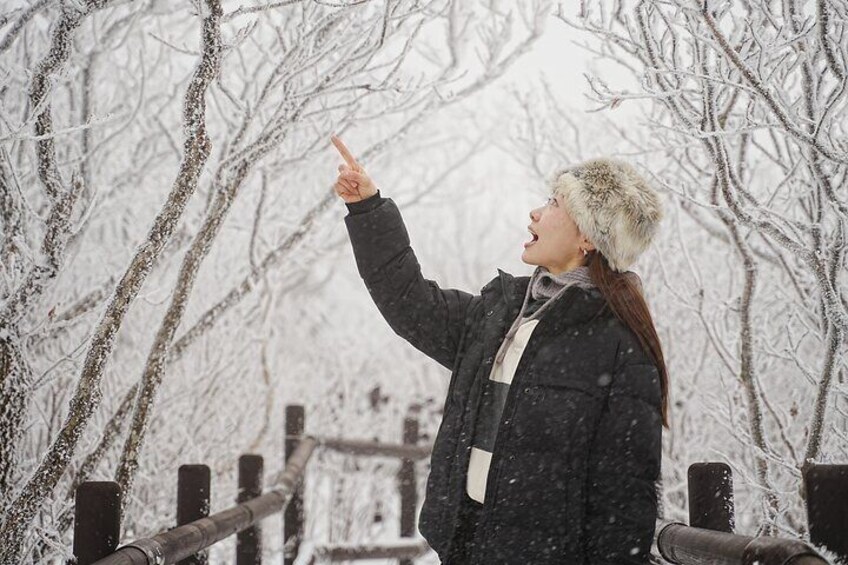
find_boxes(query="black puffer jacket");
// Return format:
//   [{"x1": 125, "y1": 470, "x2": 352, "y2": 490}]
[{"x1": 344, "y1": 194, "x2": 662, "y2": 564}]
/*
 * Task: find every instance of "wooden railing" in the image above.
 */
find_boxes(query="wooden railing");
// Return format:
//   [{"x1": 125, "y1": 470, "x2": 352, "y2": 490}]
[
  {"x1": 78, "y1": 438, "x2": 317, "y2": 565},
  {"x1": 70, "y1": 406, "x2": 847, "y2": 565},
  {"x1": 73, "y1": 405, "x2": 431, "y2": 565},
  {"x1": 654, "y1": 462, "x2": 845, "y2": 565}
]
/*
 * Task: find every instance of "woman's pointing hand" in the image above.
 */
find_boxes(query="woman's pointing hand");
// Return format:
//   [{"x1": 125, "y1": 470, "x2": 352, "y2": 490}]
[{"x1": 331, "y1": 135, "x2": 378, "y2": 203}]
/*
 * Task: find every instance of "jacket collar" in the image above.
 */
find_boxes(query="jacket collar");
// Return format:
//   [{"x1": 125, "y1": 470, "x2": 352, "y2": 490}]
[{"x1": 496, "y1": 268, "x2": 609, "y2": 327}]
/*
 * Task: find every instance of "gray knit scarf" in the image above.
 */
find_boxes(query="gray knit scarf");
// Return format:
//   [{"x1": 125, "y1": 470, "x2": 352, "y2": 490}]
[{"x1": 494, "y1": 266, "x2": 596, "y2": 365}]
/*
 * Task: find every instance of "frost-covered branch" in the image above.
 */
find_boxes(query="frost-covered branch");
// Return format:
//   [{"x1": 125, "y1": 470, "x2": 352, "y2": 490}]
[
  {"x1": 803, "y1": 320, "x2": 844, "y2": 468},
  {"x1": 0, "y1": 0, "x2": 51, "y2": 54},
  {"x1": 815, "y1": 0, "x2": 845, "y2": 83},
  {"x1": 114, "y1": 0, "x2": 444, "y2": 505},
  {"x1": 222, "y1": 0, "x2": 304, "y2": 22},
  {"x1": 166, "y1": 0, "x2": 548, "y2": 368},
  {"x1": 699, "y1": 4, "x2": 848, "y2": 167},
  {"x1": 0, "y1": 0, "x2": 222, "y2": 558},
  {"x1": 0, "y1": 0, "x2": 113, "y2": 516},
  {"x1": 561, "y1": 0, "x2": 848, "y2": 536},
  {"x1": 0, "y1": 0, "x2": 551, "y2": 557}
]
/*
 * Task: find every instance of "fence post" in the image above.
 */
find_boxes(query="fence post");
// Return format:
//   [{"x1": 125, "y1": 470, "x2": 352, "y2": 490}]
[
  {"x1": 177, "y1": 464, "x2": 211, "y2": 565},
  {"x1": 284, "y1": 405, "x2": 305, "y2": 565},
  {"x1": 237, "y1": 454, "x2": 264, "y2": 565},
  {"x1": 399, "y1": 414, "x2": 419, "y2": 565},
  {"x1": 687, "y1": 462, "x2": 734, "y2": 532},
  {"x1": 73, "y1": 481, "x2": 121, "y2": 565},
  {"x1": 804, "y1": 464, "x2": 848, "y2": 563}
]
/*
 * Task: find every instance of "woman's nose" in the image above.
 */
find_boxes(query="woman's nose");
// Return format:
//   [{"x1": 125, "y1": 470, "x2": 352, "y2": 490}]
[{"x1": 529, "y1": 207, "x2": 541, "y2": 222}]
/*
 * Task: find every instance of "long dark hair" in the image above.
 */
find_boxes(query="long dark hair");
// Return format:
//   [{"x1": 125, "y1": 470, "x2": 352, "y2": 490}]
[{"x1": 584, "y1": 250, "x2": 670, "y2": 428}]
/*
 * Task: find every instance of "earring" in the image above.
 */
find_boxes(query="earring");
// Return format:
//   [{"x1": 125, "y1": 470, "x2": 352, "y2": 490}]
[{"x1": 581, "y1": 248, "x2": 588, "y2": 257}]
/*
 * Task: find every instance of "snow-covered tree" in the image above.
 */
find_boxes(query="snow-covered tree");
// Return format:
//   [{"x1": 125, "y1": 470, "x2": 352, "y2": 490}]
[
  {"x1": 554, "y1": 0, "x2": 847, "y2": 539},
  {"x1": 0, "y1": 0, "x2": 548, "y2": 561}
]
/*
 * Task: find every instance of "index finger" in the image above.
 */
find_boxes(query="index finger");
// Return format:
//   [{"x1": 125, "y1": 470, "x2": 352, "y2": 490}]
[{"x1": 331, "y1": 135, "x2": 359, "y2": 168}]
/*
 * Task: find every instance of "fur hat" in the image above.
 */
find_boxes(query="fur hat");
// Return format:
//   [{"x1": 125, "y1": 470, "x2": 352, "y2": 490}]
[{"x1": 548, "y1": 158, "x2": 663, "y2": 273}]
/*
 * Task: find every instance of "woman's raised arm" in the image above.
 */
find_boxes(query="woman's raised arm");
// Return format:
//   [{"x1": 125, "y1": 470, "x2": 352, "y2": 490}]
[{"x1": 332, "y1": 135, "x2": 480, "y2": 371}]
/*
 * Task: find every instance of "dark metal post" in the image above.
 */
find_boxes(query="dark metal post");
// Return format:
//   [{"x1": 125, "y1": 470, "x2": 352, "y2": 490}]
[
  {"x1": 688, "y1": 462, "x2": 734, "y2": 532},
  {"x1": 237, "y1": 455, "x2": 264, "y2": 565},
  {"x1": 284, "y1": 405, "x2": 304, "y2": 565},
  {"x1": 804, "y1": 464, "x2": 848, "y2": 563},
  {"x1": 177, "y1": 464, "x2": 211, "y2": 565},
  {"x1": 399, "y1": 415, "x2": 419, "y2": 565},
  {"x1": 73, "y1": 481, "x2": 121, "y2": 565}
]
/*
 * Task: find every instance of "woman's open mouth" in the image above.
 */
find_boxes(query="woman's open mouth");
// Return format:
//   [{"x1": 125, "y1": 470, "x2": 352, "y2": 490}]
[{"x1": 524, "y1": 228, "x2": 538, "y2": 248}]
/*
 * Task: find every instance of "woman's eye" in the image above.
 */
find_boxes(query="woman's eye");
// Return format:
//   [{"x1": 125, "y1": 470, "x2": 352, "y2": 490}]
[{"x1": 546, "y1": 197, "x2": 557, "y2": 206}]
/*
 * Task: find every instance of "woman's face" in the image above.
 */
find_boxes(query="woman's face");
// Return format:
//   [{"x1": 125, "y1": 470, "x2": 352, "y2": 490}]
[{"x1": 522, "y1": 193, "x2": 595, "y2": 275}]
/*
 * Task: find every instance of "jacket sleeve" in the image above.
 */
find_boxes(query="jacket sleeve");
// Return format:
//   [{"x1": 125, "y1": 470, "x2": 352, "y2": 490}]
[
  {"x1": 583, "y1": 351, "x2": 663, "y2": 564},
  {"x1": 343, "y1": 194, "x2": 478, "y2": 371}
]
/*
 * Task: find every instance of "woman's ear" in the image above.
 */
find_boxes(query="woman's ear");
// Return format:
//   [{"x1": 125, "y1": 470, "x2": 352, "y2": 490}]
[{"x1": 580, "y1": 234, "x2": 596, "y2": 252}]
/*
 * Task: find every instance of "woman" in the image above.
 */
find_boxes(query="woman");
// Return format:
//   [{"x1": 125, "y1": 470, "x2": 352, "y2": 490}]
[{"x1": 332, "y1": 135, "x2": 668, "y2": 564}]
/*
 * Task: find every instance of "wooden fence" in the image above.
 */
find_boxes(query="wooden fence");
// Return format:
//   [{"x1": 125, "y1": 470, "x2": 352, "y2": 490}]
[
  {"x1": 654, "y1": 462, "x2": 846, "y2": 565},
  {"x1": 73, "y1": 405, "x2": 429, "y2": 565},
  {"x1": 70, "y1": 404, "x2": 847, "y2": 564}
]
